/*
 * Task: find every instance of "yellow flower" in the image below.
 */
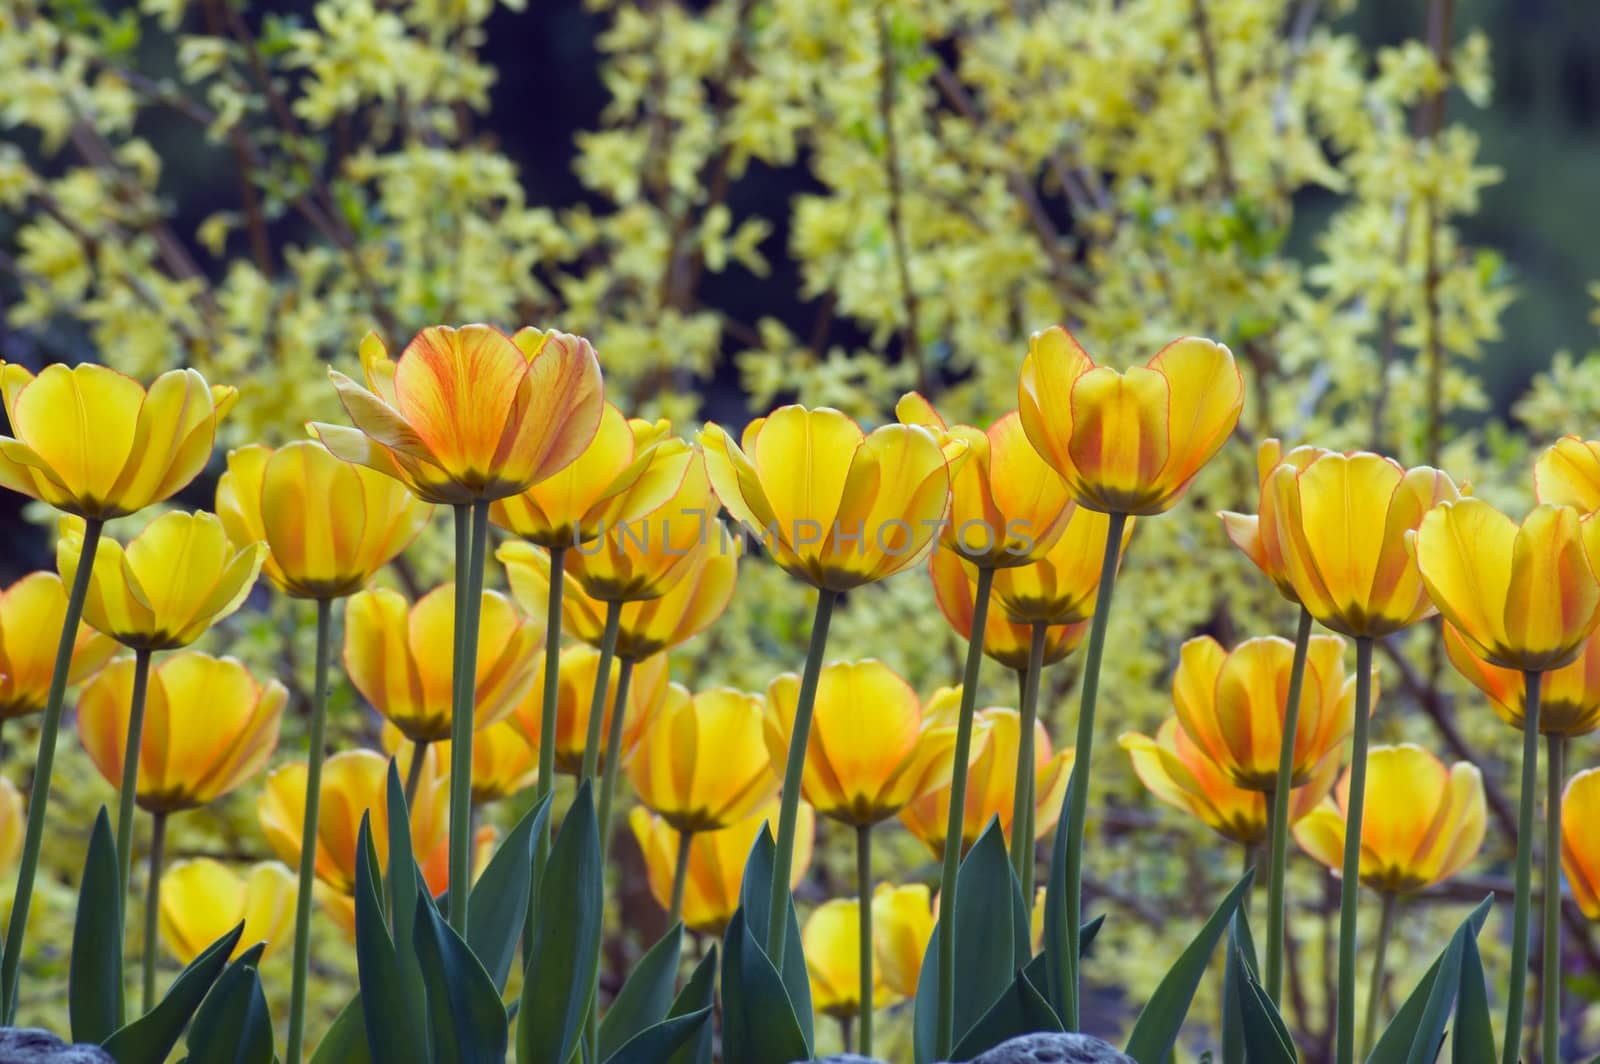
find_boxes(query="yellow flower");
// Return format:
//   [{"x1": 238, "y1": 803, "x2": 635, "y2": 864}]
[
  {"x1": 1562, "y1": 768, "x2": 1600, "y2": 920},
  {"x1": 700, "y1": 405, "x2": 956, "y2": 591},
  {"x1": 803, "y1": 898, "x2": 891, "y2": 1018},
  {"x1": 929, "y1": 548, "x2": 1085, "y2": 671},
  {"x1": 500, "y1": 533, "x2": 737, "y2": 662},
  {"x1": 0, "y1": 571, "x2": 116, "y2": 720},
  {"x1": 1121, "y1": 718, "x2": 1339, "y2": 846},
  {"x1": 58, "y1": 511, "x2": 267, "y2": 651},
  {"x1": 1172, "y1": 634, "x2": 1373, "y2": 791},
  {"x1": 627, "y1": 684, "x2": 776, "y2": 833},
  {"x1": 382, "y1": 720, "x2": 538, "y2": 805},
  {"x1": 1017, "y1": 327, "x2": 1243, "y2": 515},
  {"x1": 898, "y1": 699, "x2": 1069, "y2": 859},
  {"x1": 1534, "y1": 436, "x2": 1600, "y2": 513},
  {"x1": 988, "y1": 503, "x2": 1136, "y2": 625},
  {"x1": 895, "y1": 394, "x2": 1072, "y2": 567},
  {"x1": 257, "y1": 749, "x2": 449, "y2": 896},
  {"x1": 0, "y1": 362, "x2": 236, "y2": 520},
  {"x1": 1411, "y1": 499, "x2": 1600, "y2": 671},
  {"x1": 1219, "y1": 438, "x2": 1333, "y2": 600},
  {"x1": 77, "y1": 652, "x2": 285, "y2": 813},
  {"x1": 1293, "y1": 744, "x2": 1486, "y2": 894},
  {"x1": 0, "y1": 776, "x2": 22, "y2": 874},
  {"x1": 629, "y1": 798, "x2": 815, "y2": 937},
  {"x1": 215, "y1": 441, "x2": 430, "y2": 599},
  {"x1": 766, "y1": 660, "x2": 966, "y2": 827},
  {"x1": 313, "y1": 325, "x2": 605, "y2": 503},
  {"x1": 872, "y1": 882, "x2": 934, "y2": 999},
  {"x1": 1266, "y1": 452, "x2": 1458, "y2": 638},
  {"x1": 159, "y1": 859, "x2": 296, "y2": 962},
  {"x1": 512, "y1": 646, "x2": 670, "y2": 774},
  {"x1": 1444, "y1": 624, "x2": 1600, "y2": 737},
  {"x1": 342, "y1": 584, "x2": 541, "y2": 743}
]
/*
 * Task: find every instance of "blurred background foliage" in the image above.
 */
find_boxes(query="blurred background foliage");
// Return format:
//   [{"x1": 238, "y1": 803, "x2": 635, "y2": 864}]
[{"x1": 3, "y1": 0, "x2": 1600, "y2": 1059}]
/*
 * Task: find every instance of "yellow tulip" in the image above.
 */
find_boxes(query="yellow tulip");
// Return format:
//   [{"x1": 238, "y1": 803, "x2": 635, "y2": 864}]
[
  {"x1": 1121, "y1": 718, "x2": 1339, "y2": 846},
  {"x1": 77, "y1": 652, "x2": 285, "y2": 812},
  {"x1": 0, "y1": 362, "x2": 236, "y2": 520},
  {"x1": 895, "y1": 394, "x2": 1072, "y2": 567},
  {"x1": 1534, "y1": 436, "x2": 1600, "y2": 513},
  {"x1": 215, "y1": 441, "x2": 430, "y2": 599},
  {"x1": 159, "y1": 859, "x2": 296, "y2": 962},
  {"x1": 766, "y1": 661, "x2": 966, "y2": 827},
  {"x1": 700, "y1": 405, "x2": 956, "y2": 591},
  {"x1": 342, "y1": 583, "x2": 541, "y2": 743},
  {"x1": 1219, "y1": 438, "x2": 1333, "y2": 600},
  {"x1": 0, "y1": 776, "x2": 21, "y2": 873},
  {"x1": 1172, "y1": 634, "x2": 1373, "y2": 791},
  {"x1": 627, "y1": 684, "x2": 776, "y2": 832},
  {"x1": 312, "y1": 325, "x2": 605, "y2": 504},
  {"x1": 803, "y1": 898, "x2": 891, "y2": 1018},
  {"x1": 1410, "y1": 499, "x2": 1600, "y2": 672},
  {"x1": 873, "y1": 882, "x2": 935, "y2": 999},
  {"x1": 0, "y1": 571, "x2": 116, "y2": 720},
  {"x1": 500, "y1": 534, "x2": 736, "y2": 662},
  {"x1": 257, "y1": 749, "x2": 449, "y2": 896},
  {"x1": 512, "y1": 646, "x2": 670, "y2": 774},
  {"x1": 988, "y1": 503, "x2": 1136, "y2": 625},
  {"x1": 929, "y1": 547, "x2": 1085, "y2": 671},
  {"x1": 898, "y1": 700, "x2": 1069, "y2": 859},
  {"x1": 1444, "y1": 624, "x2": 1600, "y2": 737},
  {"x1": 1017, "y1": 327, "x2": 1243, "y2": 515},
  {"x1": 629, "y1": 799, "x2": 815, "y2": 936},
  {"x1": 58, "y1": 511, "x2": 266, "y2": 651},
  {"x1": 382, "y1": 720, "x2": 538, "y2": 805},
  {"x1": 1293, "y1": 744, "x2": 1486, "y2": 894},
  {"x1": 1561, "y1": 768, "x2": 1600, "y2": 920},
  {"x1": 1265, "y1": 451, "x2": 1458, "y2": 638}
]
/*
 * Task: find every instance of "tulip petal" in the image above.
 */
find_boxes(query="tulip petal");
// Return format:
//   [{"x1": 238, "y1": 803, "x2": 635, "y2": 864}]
[
  {"x1": 1505, "y1": 504, "x2": 1600, "y2": 668},
  {"x1": 1535, "y1": 437, "x2": 1600, "y2": 512},
  {"x1": 11, "y1": 363, "x2": 143, "y2": 511},
  {"x1": 1149, "y1": 337, "x2": 1244, "y2": 490},
  {"x1": 1066, "y1": 366, "x2": 1168, "y2": 511},
  {"x1": 493, "y1": 330, "x2": 605, "y2": 488}
]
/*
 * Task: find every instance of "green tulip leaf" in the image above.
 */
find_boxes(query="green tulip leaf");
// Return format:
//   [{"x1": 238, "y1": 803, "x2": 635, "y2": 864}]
[
  {"x1": 181, "y1": 948, "x2": 274, "y2": 1064},
  {"x1": 735, "y1": 826, "x2": 814, "y2": 1049},
  {"x1": 598, "y1": 922, "x2": 683, "y2": 1059},
  {"x1": 469, "y1": 791, "x2": 549, "y2": 992},
  {"x1": 412, "y1": 892, "x2": 509, "y2": 1063},
  {"x1": 1043, "y1": 777, "x2": 1075, "y2": 1019},
  {"x1": 70, "y1": 808, "x2": 124, "y2": 1043},
  {"x1": 950, "y1": 964, "x2": 1064, "y2": 1059},
  {"x1": 307, "y1": 993, "x2": 372, "y2": 1064},
  {"x1": 101, "y1": 921, "x2": 244, "y2": 1064},
  {"x1": 720, "y1": 908, "x2": 810, "y2": 1064},
  {"x1": 1452, "y1": 925, "x2": 1494, "y2": 1064},
  {"x1": 1236, "y1": 966, "x2": 1298, "y2": 1064},
  {"x1": 1222, "y1": 906, "x2": 1261, "y2": 1064},
  {"x1": 664, "y1": 944, "x2": 718, "y2": 1064},
  {"x1": 1368, "y1": 896, "x2": 1493, "y2": 1064},
  {"x1": 354, "y1": 813, "x2": 426, "y2": 1063},
  {"x1": 604, "y1": 1006, "x2": 713, "y2": 1064}
]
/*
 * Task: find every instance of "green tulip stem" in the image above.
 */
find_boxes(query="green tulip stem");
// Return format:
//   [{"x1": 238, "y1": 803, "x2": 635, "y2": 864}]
[
  {"x1": 767, "y1": 588, "x2": 839, "y2": 964},
  {"x1": 403, "y1": 740, "x2": 429, "y2": 805},
  {"x1": 1011, "y1": 622, "x2": 1049, "y2": 908},
  {"x1": 1360, "y1": 892, "x2": 1398, "y2": 1058},
  {"x1": 1503, "y1": 669, "x2": 1542, "y2": 1064},
  {"x1": 1057, "y1": 510, "x2": 1128, "y2": 1034},
  {"x1": 448, "y1": 500, "x2": 491, "y2": 935},
  {"x1": 1265, "y1": 604, "x2": 1313, "y2": 1003},
  {"x1": 116, "y1": 648, "x2": 155, "y2": 902},
  {"x1": 587, "y1": 653, "x2": 637, "y2": 1062},
  {"x1": 141, "y1": 810, "x2": 168, "y2": 1014},
  {"x1": 286, "y1": 596, "x2": 334, "y2": 1064},
  {"x1": 1, "y1": 514, "x2": 102, "y2": 1022},
  {"x1": 527, "y1": 542, "x2": 567, "y2": 963},
  {"x1": 578, "y1": 602, "x2": 624, "y2": 782},
  {"x1": 668, "y1": 827, "x2": 693, "y2": 928},
  {"x1": 856, "y1": 822, "x2": 875, "y2": 1058},
  {"x1": 1543, "y1": 730, "x2": 1565, "y2": 1064},
  {"x1": 1335, "y1": 635, "x2": 1375, "y2": 1064}
]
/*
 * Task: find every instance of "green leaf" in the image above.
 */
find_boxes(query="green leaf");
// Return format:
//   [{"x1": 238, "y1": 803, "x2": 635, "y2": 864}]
[
  {"x1": 1043, "y1": 776, "x2": 1075, "y2": 1019},
  {"x1": 1451, "y1": 927, "x2": 1494, "y2": 1064},
  {"x1": 1402, "y1": 922, "x2": 1467, "y2": 1064},
  {"x1": 735, "y1": 827, "x2": 814, "y2": 1049},
  {"x1": 182, "y1": 950, "x2": 274, "y2": 1064},
  {"x1": 604, "y1": 1007, "x2": 713, "y2": 1064},
  {"x1": 307, "y1": 994, "x2": 372, "y2": 1064},
  {"x1": 354, "y1": 814, "x2": 427, "y2": 1064},
  {"x1": 720, "y1": 908, "x2": 810, "y2": 1064},
  {"x1": 598, "y1": 923, "x2": 683, "y2": 1059},
  {"x1": 383, "y1": 761, "x2": 429, "y2": 1050},
  {"x1": 1124, "y1": 870, "x2": 1255, "y2": 1064},
  {"x1": 1368, "y1": 896, "x2": 1493, "y2": 1064},
  {"x1": 1237, "y1": 969, "x2": 1298, "y2": 1064},
  {"x1": 101, "y1": 922, "x2": 244, "y2": 1064},
  {"x1": 664, "y1": 945, "x2": 718, "y2": 1064},
  {"x1": 413, "y1": 893, "x2": 509, "y2": 1063},
  {"x1": 1079, "y1": 913, "x2": 1106, "y2": 958},
  {"x1": 1222, "y1": 907, "x2": 1261, "y2": 1064},
  {"x1": 517, "y1": 780, "x2": 602, "y2": 1064},
  {"x1": 70, "y1": 808, "x2": 123, "y2": 1043},
  {"x1": 469, "y1": 791, "x2": 550, "y2": 992},
  {"x1": 950, "y1": 965, "x2": 1064, "y2": 1059}
]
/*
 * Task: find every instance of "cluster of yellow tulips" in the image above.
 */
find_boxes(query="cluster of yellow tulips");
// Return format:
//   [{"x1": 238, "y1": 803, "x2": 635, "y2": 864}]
[{"x1": 0, "y1": 320, "x2": 1598, "y2": 1063}]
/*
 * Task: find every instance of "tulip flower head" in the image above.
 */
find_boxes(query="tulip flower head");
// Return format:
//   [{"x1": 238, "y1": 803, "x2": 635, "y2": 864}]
[
  {"x1": 215, "y1": 441, "x2": 430, "y2": 599},
  {"x1": 873, "y1": 882, "x2": 935, "y2": 999},
  {"x1": 803, "y1": 898, "x2": 891, "y2": 1018},
  {"x1": 514, "y1": 646, "x2": 670, "y2": 774},
  {"x1": 1219, "y1": 438, "x2": 1334, "y2": 600},
  {"x1": 78, "y1": 652, "x2": 285, "y2": 813},
  {"x1": 0, "y1": 571, "x2": 116, "y2": 720},
  {"x1": 1017, "y1": 327, "x2": 1243, "y2": 516},
  {"x1": 627, "y1": 684, "x2": 777, "y2": 833},
  {"x1": 1444, "y1": 624, "x2": 1600, "y2": 737},
  {"x1": 313, "y1": 325, "x2": 604, "y2": 503},
  {"x1": 988, "y1": 503, "x2": 1136, "y2": 626},
  {"x1": 1535, "y1": 436, "x2": 1600, "y2": 514},
  {"x1": 1561, "y1": 768, "x2": 1600, "y2": 920},
  {"x1": 0, "y1": 776, "x2": 21, "y2": 873},
  {"x1": 929, "y1": 548, "x2": 1085, "y2": 670},
  {"x1": 160, "y1": 859, "x2": 296, "y2": 962},
  {"x1": 383, "y1": 720, "x2": 538, "y2": 805},
  {"x1": 0, "y1": 362, "x2": 236, "y2": 520}
]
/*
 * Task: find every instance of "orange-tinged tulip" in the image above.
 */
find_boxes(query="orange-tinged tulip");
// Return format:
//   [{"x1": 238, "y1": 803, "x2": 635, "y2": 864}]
[
  {"x1": 895, "y1": 394, "x2": 1072, "y2": 567},
  {"x1": 1017, "y1": 327, "x2": 1243, "y2": 516},
  {"x1": 159, "y1": 859, "x2": 295, "y2": 962},
  {"x1": 313, "y1": 325, "x2": 604, "y2": 504},
  {"x1": 257, "y1": 749, "x2": 449, "y2": 896},
  {"x1": 873, "y1": 882, "x2": 934, "y2": 999},
  {"x1": 58, "y1": 511, "x2": 266, "y2": 651},
  {"x1": 383, "y1": 721, "x2": 538, "y2": 805},
  {"x1": 803, "y1": 898, "x2": 891, "y2": 1017},
  {"x1": 629, "y1": 799, "x2": 815, "y2": 936},
  {"x1": 0, "y1": 362, "x2": 236, "y2": 520},
  {"x1": 766, "y1": 661, "x2": 968, "y2": 827},
  {"x1": 929, "y1": 547, "x2": 1085, "y2": 670},
  {"x1": 1265, "y1": 451, "x2": 1458, "y2": 638},
  {"x1": 513, "y1": 646, "x2": 670, "y2": 774},
  {"x1": 0, "y1": 776, "x2": 21, "y2": 873},
  {"x1": 1562, "y1": 769, "x2": 1600, "y2": 920},
  {"x1": 1293, "y1": 744, "x2": 1486, "y2": 894},
  {"x1": 215, "y1": 441, "x2": 430, "y2": 600},
  {"x1": 700, "y1": 405, "x2": 957, "y2": 591},
  {"x1": 418, "y1": 822, "x2": 499, "y2": 895},
  {"x1": 1410, "y1": 499, "x2": 1600, "y2": 671},
  {"x1": 0, "y1": 571, "x2": 116, "y2": 720},
  {"x1": 78, "y1": 652, "x2": 284, "y2": 812},
  {"x1": 1172, "y1": 634, "x2": 1373, "y2": 791},
  {"x1": 500, "y1": 534, "x2": 736, "y2": 662},
  {"x1": 1534, "y1": 436, "x2": 1600, "y2": 514},
  {"x1": 1219, "y1": 438, "x2": 1333, "y2": 600},
  {"x1": 988, "y1": 503, "x2": 1135, "y2": 626},
  {"x1": 343, "y1": 583, "x2": 541, "y2": 743},
  {"x1": 1444, "y1": 624, "x2": 1600, "y2": 737},
  {"x1": 899, "y1": 700, "x2": 1069, "y2": 859},
  {"x1": 627, "y1": 684, "x2": 776, "y2": 832}
]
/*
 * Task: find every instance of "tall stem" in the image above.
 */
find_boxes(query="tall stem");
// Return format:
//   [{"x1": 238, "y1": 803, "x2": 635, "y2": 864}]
[
  {"x1": 448, "y1": 500, "x2": 491, "y2": 935},
  {"x1": 1335, "y1": 636, "x2": 1375, "y2": 1064},
  {"x1": 1503, "y1": 670, "x2": 1542, "y2": 1064},
  {"x1": 527, "y1": 544, "x2": 567, "y2": 962},
  {"x1": 579, "y1": 602, "x2": 624, "y2": 782},
  {"x1": 1010, "y1": 623, "x2": 1048, "y2": 907},
  {"x1": 116, "y1": 648, "x2": 155, "y2": 901},
  {"x1": 141, "y1": 811, "x2": 168, "y2": 1014},
  {"x1": 766, "y1": 589, "x2": 839, "y2": 964},
  {"x1": 403, "y1": 740, "x2": 429, "y2": 805},
  {"x1": 1266, "y1": 605, "x2": 1313, "y2": 1003},
  {"x1": 1, "y1": 515, "x2": 102, "y2": 1022},
  {"x1": 596, "y1": 659, "x2": 636, "y2": 858},
  {"x1": 286, "y1": 597, "x2": 334, "y2": 1064},
  {"x1": 936, "y1": 563, "x2": 995, "y2": 1056},
  {"x1": 1361, "y1": 892, "x2": 1398, "y2": 1058},
  {"x1": 1542, "y1": 730, "x2": 1564, "y2": 1064},
  {"x1": 668, "y1": 828, "x2": 693, "y2": 928},
  {"x1": 856, "y1": 822, "x2": 875, "y2": 1058},
  {"x1": 1056, "y1": 511, "x2": 1128, "y2": 1033}
]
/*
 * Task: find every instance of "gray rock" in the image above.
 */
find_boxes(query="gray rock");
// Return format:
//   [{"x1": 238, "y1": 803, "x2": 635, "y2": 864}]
[
  {"x1": 970, "y1": 1032, "x2": 1138, "y2": 1064},
  {"x1": 0, "y1": 1028, "x2": 116, "y2": 1062}
]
